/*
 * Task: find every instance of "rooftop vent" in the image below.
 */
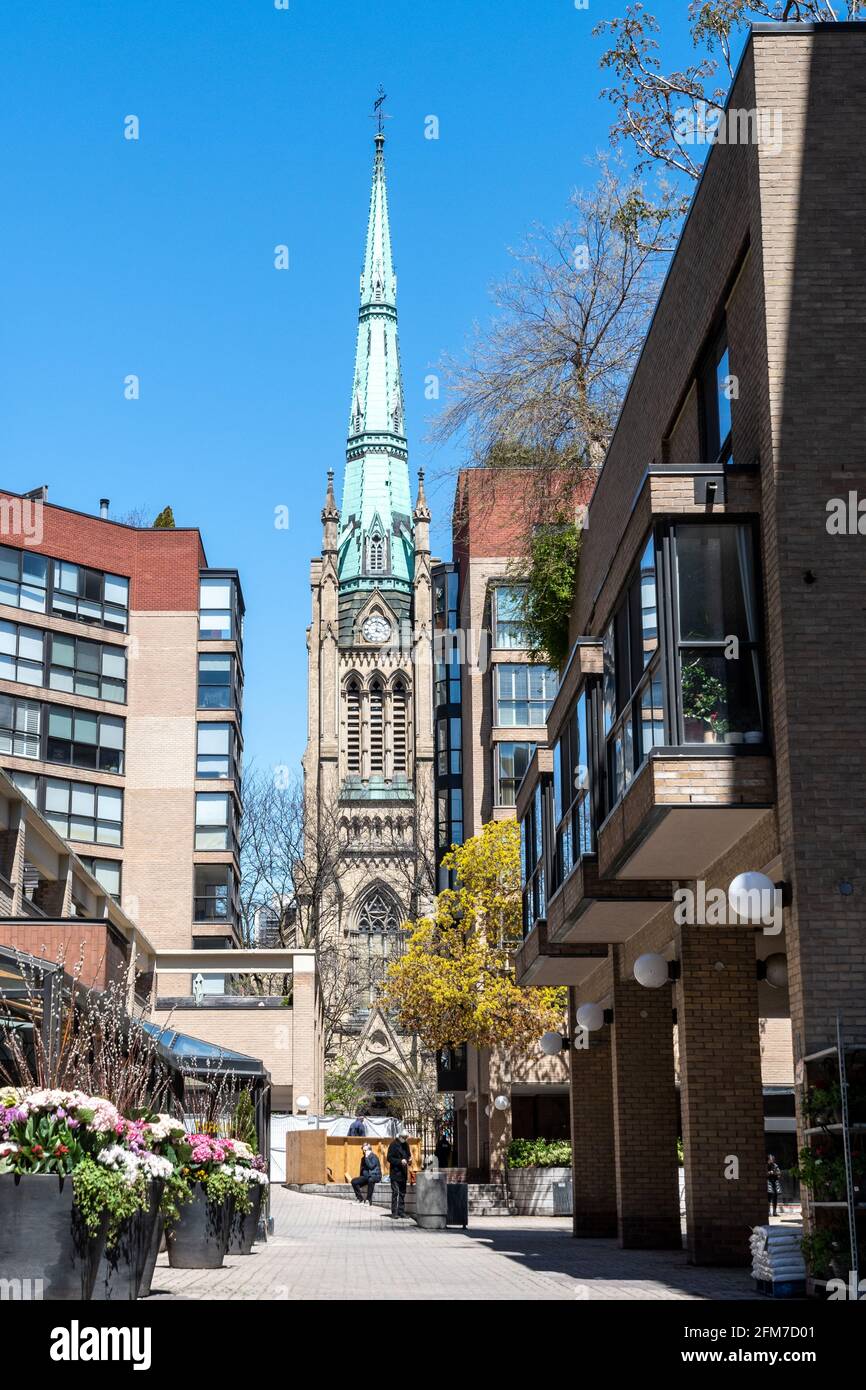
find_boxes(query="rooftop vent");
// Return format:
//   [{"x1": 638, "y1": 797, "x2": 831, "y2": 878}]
[{"x1": 99, "y1": 498, "x2": 110, "y2": 519}]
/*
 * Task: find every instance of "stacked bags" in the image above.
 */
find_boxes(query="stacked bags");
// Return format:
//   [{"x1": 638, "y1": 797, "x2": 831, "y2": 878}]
[{"x1": 750, "y1": 1224, "x2": 806, "y2": 1283}]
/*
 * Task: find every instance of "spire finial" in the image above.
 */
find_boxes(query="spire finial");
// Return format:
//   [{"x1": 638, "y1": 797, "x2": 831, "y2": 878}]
[
  {"x1": 370, "y1": 85, "x2": 390, "y2": 138},
  {"x1": 414, "y1": 468, "x2": 431, "y2": 522},
  {"x1": 322, "y1": 469, "x2": 339, "y2": 522}
]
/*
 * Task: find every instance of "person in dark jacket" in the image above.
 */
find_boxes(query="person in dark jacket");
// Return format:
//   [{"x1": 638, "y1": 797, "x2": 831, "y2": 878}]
[
  {"x1": 434, "y1": 1132, "x2": 453, "y2": 1169},
  {"x1": 387, "y1": 1131, "x2": 412, "y2": 1217},
  {"x1": 352, "y1": 1143, "x2": 382, "y2": 1204},
  {"x1": 348, "y1": 1114, "x2": 367, "y2": 1137},
  {"x1": 767, "y1": 1153, "x2": 782, "y2": 1217}
]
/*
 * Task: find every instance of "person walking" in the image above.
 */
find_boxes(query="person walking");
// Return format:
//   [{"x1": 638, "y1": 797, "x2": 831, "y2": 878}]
[
  {"x1": 348, "y1": 1114, "x2": 367, "y2": 1137},
  {"x1": 767, "y1": 1153, "x2": 782, "y2": 1217},
  {"x1": 351, "y1": 1142, "x2": 382, "y2": 1205},
  {"x1": 387, "y1": 1130, "x2": 412, "y2": 1218}
]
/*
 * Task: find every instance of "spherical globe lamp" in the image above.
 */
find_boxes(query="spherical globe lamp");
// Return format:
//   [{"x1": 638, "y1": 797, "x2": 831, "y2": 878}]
[
  {"x1": 295, "y1": 1095, "x2": 310, "y2": 1114},
  {"x1": 728, "y1": 871, "x2": 776, "y2": 922},
  {"x1": 493, "y1": 1094, "x2": 510, "y2": 1112},
  {"x1": 764, "y1": 953, "x2": 788, "y2": 989},
  {"x1": 575, "y1": 1002, "x2": 605, "y2": 1032},
  {"x1": 539, "y1": 1030, "x2": 564, "y2": 1056},
  {"x1": 634, "y1": 952, "x2": 670, "y2": 989}
]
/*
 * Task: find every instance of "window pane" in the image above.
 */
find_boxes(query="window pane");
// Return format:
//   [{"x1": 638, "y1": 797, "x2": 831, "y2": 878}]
[
  {"x1": 0, "y1": 622, "x2": 15, "y2": 655},
  {"x1": 12, "y1": 771, "x2": 38, "y2": 805},
  {"x1": 97, "y1": 786, "x2": 122, "y2": 819},
  {"x1": 0, "y1": 547, "x2": 18, "y2": 582},
  {"x1": 99, "y1": 717, "x2": 124, "y2": 749},
  {"x1": 71, "y1": 783, "x2": 96, "y2": 816},
  {"x1": 198, "y1": 723, "x2": 230, "y2": 754},
  {"x1": 22, "y1": 553, "x2": 47, "y2": 587},
  {"x1": 73, "y1": 712, "x2": 98, "y2": 744},
  {"x1": 104, "y1": 575, "x2": 129, "y2": 607},
  {"x1": 20, "y1": 586, "x2": 46, "y2": 613},
  {"x1": 18, "y1": 628, "x2": 43, "y2": 662},
  {"x1": 45, "y1": 779, "x2": 71, "y2": 813},
  {"x1": 716, "y1": 347, "x2": 733, "y2": 452},
  {"x1": 676, "y1": 525, "x2": 753, "y2": 642},
  {"x1": 680, "y1": 649, "x2": 763, "y2": 744},
  {"x1": 200, "y1": 578, "x2": 232, "y2": 609},
  {"x1": 101, "y1": 648, "x2": 126, "y2": 679},
  {"x1": 56, "y1": 561, "x2": 78, "y2": 593},
  {"x1": 48, "y1": 708, "x2": 73, "y2": 739},
  {"x1": 196, "y1": 793, "x2": 228, "y2": 825}
]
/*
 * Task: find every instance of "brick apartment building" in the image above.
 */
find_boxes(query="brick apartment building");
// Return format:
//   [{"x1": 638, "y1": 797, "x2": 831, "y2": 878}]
[
  {"x1": 433, "y1": 467, "x2": 592, "y2": 1177},
  {"x1": 515, "y1": 23, "x2": 865, "y2": 1265},
  {"x1": 0, "y1": 489, "x2": 323, "y2": 1111}
]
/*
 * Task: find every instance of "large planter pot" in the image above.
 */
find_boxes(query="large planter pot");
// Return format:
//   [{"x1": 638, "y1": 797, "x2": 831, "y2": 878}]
[
  {"x1": 0, "y1": 1171, "x2": 107, "y2": 1300},
  {"x1": 507, "y1": 1166, "x2": 572, "y2": 1216},
  {"x1": 167, "y1": 1183, "x2": 232, "y2": 1269},
  {"x1": 139, "y1": 1211, "x2": 164, "y2": 1298},
  {"x1": 92, "y1": 1180, "x2": 164, "y2": 1302},
  {"x1": 227, "y1": 1182, "x2": 264, "y2": 1255}
]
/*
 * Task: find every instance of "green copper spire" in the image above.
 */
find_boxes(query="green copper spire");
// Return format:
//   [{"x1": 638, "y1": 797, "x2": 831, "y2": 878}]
[{"x1": 339, "y1": 113, "x2": 413, "y2": 594}]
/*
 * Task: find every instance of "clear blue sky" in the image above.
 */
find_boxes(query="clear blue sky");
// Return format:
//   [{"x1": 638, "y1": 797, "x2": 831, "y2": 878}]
[{"x1": 0, "y1": 0, "x2": 709, "y2": 775}]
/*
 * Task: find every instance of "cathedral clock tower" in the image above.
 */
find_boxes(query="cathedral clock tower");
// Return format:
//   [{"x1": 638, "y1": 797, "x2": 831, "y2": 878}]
[{"x1": 302, "y1": 112, "x2": 436, "y2": 1113}]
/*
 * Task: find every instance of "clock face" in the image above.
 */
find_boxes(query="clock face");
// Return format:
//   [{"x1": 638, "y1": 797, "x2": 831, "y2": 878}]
[{"x1": 361, "y1": 614, "x2": 392, "y2": 645}]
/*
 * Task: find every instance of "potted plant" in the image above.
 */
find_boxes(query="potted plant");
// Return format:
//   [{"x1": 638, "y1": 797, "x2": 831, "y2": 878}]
[
  {"x1": 0, "y1": 1086, "x2": 136, "y2": 1300},
  {"x1": 90, "y1": 1115, "x2": 184, "y2": 1301},
  {"x1": 137, "y1": 1113, "x2": 192, "y2": 1297},
  {"x1": 801, "y1": 1229, "x2": 851, "y2": 1282},
  {"x1": 680, "y1": 659, "x2": 728, "y2": 744},
  {"x1": 167, "y1": 1133, "x2": 252, "y2": 1269},
  {"x1": 226, "y1": 1144, "x2": 269, "y2": 1255}
]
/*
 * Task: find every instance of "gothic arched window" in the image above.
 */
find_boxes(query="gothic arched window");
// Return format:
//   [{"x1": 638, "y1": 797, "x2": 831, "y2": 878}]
[
  {"x1": 392, "y1": 679, "x2": 408, "y2": 774},
  {"x1": 369, "y1": 679, "x2": 384, "y2": 773},
  {"x1": 352, "y1": 888, "x2": 404, "y2": 1012},
  {"x1": 346, "y1": 679, "x2": 361, "y2": 774}
]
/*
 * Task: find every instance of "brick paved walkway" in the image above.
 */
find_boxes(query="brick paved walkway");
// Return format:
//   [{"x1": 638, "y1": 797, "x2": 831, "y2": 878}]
[{"x1": 147, "y1": 1186, "x2": 761, "y2": 1301}]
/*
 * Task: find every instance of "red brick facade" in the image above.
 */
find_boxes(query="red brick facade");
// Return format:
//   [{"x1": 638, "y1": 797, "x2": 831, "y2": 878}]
[{"x1": 0, "y1": 490, "x2": 206, "y2": 611}]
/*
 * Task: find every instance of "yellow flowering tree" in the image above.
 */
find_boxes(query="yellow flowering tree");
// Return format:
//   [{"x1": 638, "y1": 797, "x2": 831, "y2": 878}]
[{"x1": 382, "y1": 821, "x2": 564, "y2": 1050}]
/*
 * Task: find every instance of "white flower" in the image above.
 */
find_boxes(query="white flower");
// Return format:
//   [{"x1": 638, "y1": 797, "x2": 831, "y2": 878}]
[
  {"x1": 97, "y1": 1145, "x2": 142, "y2": 1185},
  {"x1": 0, "y1": 1141, "x2": 19, "y2": 1158},
  {"x1": 147, "y1": 1114, "x2": 185, "y2": 1142},
  {"x1": 139, "y1": 1151, "x2": 173, "y2": 1181}
]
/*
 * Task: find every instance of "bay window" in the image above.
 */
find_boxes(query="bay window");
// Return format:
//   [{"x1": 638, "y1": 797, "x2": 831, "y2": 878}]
[
  {"x1": 493, "y1": 585, "x2": 527, "y2": 649},
  {"x1": 495, "y1": 663, "x2": 557, "y2": 727},
  {"x1": 603, "y1": 535, "x2": 664, "y2": 807},
  {"x1": 552, "y1": 690, "x2": 593, "y2": 889},
  {"x1": 521, "y1": 781, "x2": 546, "y2": 934},
  {"x1": 674, "y1": 523, "x2": 763, "y2": 744},
  {"x1": 495, "y1": 741, "x2": 535, "y2": 807},
  {"x1": 195, "y1": 792, "x2": 234, "y2": 850},
  {"x1": 196, "y1": 722, "x2": 236, "y2": 780}
]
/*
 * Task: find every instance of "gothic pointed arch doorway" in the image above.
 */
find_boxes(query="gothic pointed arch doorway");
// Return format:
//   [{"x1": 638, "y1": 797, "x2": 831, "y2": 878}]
[{"x1": 356, "y1": 1059, "x2": 412, "y2": 1118}]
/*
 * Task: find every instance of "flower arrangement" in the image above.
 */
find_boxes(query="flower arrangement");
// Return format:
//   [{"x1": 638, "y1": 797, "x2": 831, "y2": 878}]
[
  {"x1": 175, "y1": 1132, "x2": 254, "y2": 1214},
  {"x1": 0, "y1": 1087, "x2": 194, "y2": 1246}
]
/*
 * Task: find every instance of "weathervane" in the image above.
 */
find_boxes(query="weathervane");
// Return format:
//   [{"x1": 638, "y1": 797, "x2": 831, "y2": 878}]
[{"x1": 371, "y1": 84, "x2": 391, "y2": 135}]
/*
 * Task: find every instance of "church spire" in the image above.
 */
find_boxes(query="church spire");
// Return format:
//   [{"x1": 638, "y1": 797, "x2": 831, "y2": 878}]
[{"x1": 339, "y1": 101, "x2": 413, "y2": 595}]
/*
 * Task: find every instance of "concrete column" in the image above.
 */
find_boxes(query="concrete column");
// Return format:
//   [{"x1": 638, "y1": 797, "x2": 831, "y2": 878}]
[
  {"x1": 611, "y1": 962, "x2": 680, "y2": 1249},
  {"x1": 676, "y1": 926, "x2": 766, "y2": 1265},
  {"x1": 569, "y1": 993, "x2": 617, "y2": 1236},
  {"x1": 291, "y1": 954, "x2": 323, "y2": 1113},
  {"x1": 488, "y1": 1047, "x2": 512, "y2": 1180}
]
